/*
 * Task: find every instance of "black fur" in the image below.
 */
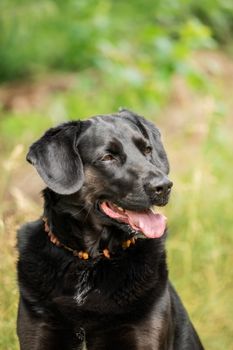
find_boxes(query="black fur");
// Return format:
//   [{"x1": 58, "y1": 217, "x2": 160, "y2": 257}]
[{"x1": 17, "y1": 110, "x2": 204, "y2": 349}]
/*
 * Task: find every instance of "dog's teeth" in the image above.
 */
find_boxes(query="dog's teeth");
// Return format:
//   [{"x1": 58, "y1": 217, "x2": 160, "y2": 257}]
[{"x1": 117, "y1": 206, "x2": 124, "y2": 212}]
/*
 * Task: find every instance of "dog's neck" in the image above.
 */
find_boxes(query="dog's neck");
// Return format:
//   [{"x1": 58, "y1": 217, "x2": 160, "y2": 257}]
[
  {"x1": 42, "y1": 188, "x2": 137, "y2": 259},
  {"x1": 43, "y1": 216, "x2": 136, "y2": 260}
]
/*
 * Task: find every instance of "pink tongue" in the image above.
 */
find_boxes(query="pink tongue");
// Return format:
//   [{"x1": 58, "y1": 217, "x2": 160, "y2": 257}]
[
  {"x1": 125, "y1": 209, "x2": 167, "y2": 238},
  {"x1": 100, "y1": 202, "x2": 166, "y2": 238}
]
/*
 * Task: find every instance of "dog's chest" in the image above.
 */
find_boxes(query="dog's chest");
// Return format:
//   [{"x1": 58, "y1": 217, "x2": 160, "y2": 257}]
[
  {"x1": 134, "y1": 316, "x2": 167, "y2": 350},
  {"x1": 134, "y1": 289, "x2": 172, "y2": 350}
]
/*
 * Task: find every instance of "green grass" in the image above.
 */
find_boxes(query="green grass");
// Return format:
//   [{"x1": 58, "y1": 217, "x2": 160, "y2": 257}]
[
  {"x1": 164, "y1": 98, "x2": 233, "y2": 348},
  {"x1": 167, "y1": 147, "x2": 233, "y2": 348},
  {"x1": 0, "y1": 218, "x2": 18, "y2": 350},
  {"x1": 0, "y1": 55, "x2": 233, "y2": 348}
]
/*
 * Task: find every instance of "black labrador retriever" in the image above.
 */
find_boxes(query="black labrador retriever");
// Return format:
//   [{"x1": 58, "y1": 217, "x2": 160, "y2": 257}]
[{"x1": 17, "y1": 109, "x2": 204, "y2": 349}]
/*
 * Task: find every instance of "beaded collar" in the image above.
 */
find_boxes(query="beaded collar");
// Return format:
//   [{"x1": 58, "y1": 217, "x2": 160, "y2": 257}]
[{"x1": 43, "y1": 217, "x2": 136, "y2": 260}]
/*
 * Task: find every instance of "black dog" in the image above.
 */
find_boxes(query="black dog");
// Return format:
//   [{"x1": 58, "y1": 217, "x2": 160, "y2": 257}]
[{"x1": 17, "y1": 110, "x2": 204, "y2": 349}]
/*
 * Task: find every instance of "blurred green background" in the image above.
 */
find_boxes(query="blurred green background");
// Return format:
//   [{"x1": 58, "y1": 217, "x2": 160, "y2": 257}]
[{"x1": 0, "y1": 1, "x2": 233, "y2": 349}]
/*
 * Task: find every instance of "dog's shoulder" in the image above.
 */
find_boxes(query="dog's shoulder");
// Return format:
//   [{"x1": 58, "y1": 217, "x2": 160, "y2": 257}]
[
  {"x1": 17, "y1": 219, "x2": 44, "y2": 253},
  {"x1": 169, "y1": 282, "x2": 204, "y2": 349},
  {"x1": 17, "y1": 219, "x2": 67, "y2": 301}
]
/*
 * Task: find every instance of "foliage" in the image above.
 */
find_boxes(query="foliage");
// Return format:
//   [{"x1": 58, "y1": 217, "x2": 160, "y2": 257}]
[
  {"x1": 0, "y1": 0, "x2": 218, "y2": 86},
  {"x1": 191, "y1": 0, "x2": 233, "y2": 45}
]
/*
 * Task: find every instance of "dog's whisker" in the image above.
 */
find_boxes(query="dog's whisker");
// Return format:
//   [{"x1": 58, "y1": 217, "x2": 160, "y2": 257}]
[
  {"x1": 73, "y1": 205, "x2": 90, "y2": 217},
  {"x1": 82, "y1": 206, "x2": 92, "y2": 224}
]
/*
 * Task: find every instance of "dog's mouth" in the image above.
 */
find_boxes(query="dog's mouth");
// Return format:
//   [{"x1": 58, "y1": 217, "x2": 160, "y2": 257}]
[{"x1": 99, "y1": 201, "x2": 167, "y2": 238}]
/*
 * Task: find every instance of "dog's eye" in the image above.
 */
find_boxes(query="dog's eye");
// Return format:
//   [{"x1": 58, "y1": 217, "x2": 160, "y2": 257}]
[
  {"x1": 144, "y1": 146, "x2": 152, "y2": 155},
  {"x1": 101, "y1": 154, "x2": 115, "y2": 162}
]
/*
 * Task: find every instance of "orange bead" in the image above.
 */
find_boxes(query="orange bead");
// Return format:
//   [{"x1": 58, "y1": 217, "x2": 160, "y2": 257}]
[
  {"x1": 82, "y1": 252, "x2": 89, "y2": 260},
  {"x1": 78, "y1": 251, "x2": 83, "y2": 259},
  {"x1": 122, "y1": 240, "x2": 131, "y2": 249},
  {"x1": 131, "y1": 238, "x2": 136, "y2": 245},
  {"x1": 103, "y1": 249, "x2": 110, "y2": 259}
]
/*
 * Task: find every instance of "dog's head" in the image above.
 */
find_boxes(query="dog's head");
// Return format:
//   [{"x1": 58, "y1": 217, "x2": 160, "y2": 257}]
[{"x1": 27, "y1": 110, "x2": 172, "y2": 240}]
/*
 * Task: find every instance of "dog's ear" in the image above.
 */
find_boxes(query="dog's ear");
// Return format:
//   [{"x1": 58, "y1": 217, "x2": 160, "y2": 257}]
[
  {"x1": 119, "y1": 109, "x2": 170, "y2": 173},
  {"x1": 26, "y1": 121, "x2": 84, "y2": 194}
]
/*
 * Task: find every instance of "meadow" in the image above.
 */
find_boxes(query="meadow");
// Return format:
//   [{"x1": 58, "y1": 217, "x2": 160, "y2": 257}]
[
  {"x1": 0, "y1": 1, "x2": 233, "y2": 349},
  {"x1": 1, "y1": 51, "x2": 233, "y2": 349}
]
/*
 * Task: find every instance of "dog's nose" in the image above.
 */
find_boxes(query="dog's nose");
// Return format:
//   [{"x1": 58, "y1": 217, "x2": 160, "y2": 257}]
[
  {"x1": 144, "y1": 177, "x2": 173, "y2": 203},
  {"x1": 154, "y1": 178, "x2": 173, "y2": 196}
]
